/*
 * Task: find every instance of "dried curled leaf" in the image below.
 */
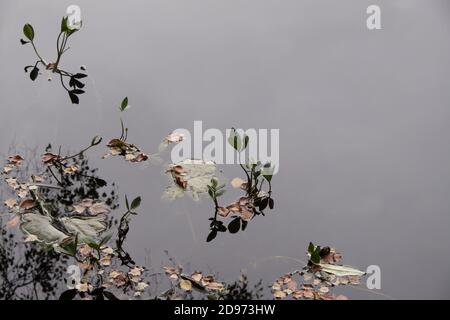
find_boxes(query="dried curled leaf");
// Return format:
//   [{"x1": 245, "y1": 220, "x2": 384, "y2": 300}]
[
  {"x1": 4, "y1": 198, "x2": 18, "y2": 208},
  {"x1": 231, "y1": 177, "x2": 246, "y2": 189},
  {"x1": 41, "y1": 152, "x2": 60, "y2": 164},
  {"x1": 104, "y1": 139, "x2": 148, "y2": 163},
  {"x1": 179, "y1": 279, "x2": 192, "y2": 291}
]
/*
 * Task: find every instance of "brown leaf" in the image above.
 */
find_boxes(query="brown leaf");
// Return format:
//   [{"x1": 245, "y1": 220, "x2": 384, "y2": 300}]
[
  {"x1": 292, "y1": 290, "x2": 304, "y2": 299},
  {"x1": 191, "y1": 272, "x2": 202, "y2": 283},
  {"x1": 6, "y1": 215, "x2": 20, "y2": 228},
  {"x1": 175, "y1": 176, "x2": 188, "y2": 189},
  {"x1": 287, "y1": 280, "x2": 298, "y2": 291},
  {"x1": 19, "y1": 199, "x2": 35, "y2": 210},
  {"x1": 231, "y1": 177, "x2": 246, "y2": 189},
  {"x1": 5, "y1": 178, "x2": 20, "y2": 189},
  {"x1": 240, "y1": 208, "x2": 253, "y2": 221},
  {"x1": 63, "y1": 165, "x2": 78, "y2": 174},
  {"x1": 165, "y1": 132, "x2": 185, "y2": 144},
  {"x1": 173, "y1": 165, "x2": 187, "y2": 175},
  {"x1": 217, "y1": 207, "x2": 230, "y2": 217},
  {"x1": 206, "y1": 281, "x2": 224, "y2": 291},
  {"x1": 4, "y1": 198, "x2": 17, "y2": 208},
  {"x1": 273, "y1": 290, "x2": 286, "y2": 299},
  {"x1": 8, "y1": 154, "x2": 24, "y2": 165},
  {"x1": 3, "y1": 165, "x2": 13, "y2": 174},
  {"x1": 41, "y1": 152, "x2": 60, "y2": 164},
  {"x1": 180, "y1": 279, "x2": 192, "y2": 291},
  {"x1": 89, "y1": 202, "x2": 110, "y2": 215}
]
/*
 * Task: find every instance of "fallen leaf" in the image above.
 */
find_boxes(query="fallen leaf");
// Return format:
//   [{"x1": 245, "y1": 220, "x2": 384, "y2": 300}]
[
  {"x1": 41, "y1": 152, "x2": 60, "y2": 164},
  {"x1": 273, "y1": 290, "x2": 286, "y2": 299},
  {"x1": 318, "y1": 263, "x2": 365, "y2": 277},
  {"x1": 63, "y1": 165, "x2": 78, "y2": 174},
  {"x1": 3, "y1": 165, "x2": 13, "y2": 174},
  {"x1": 8, "y1": 154, "x2": 24, "y2": 165},
  {"x1": 5, "y1": 178, "x2": 20, "y2": 189},
  {"x1": 217, "y1": 207, "x2": 230, "y2": 217},
  {"x1": 231, "y1": 177, "x2": 246, "y2": 188},
  {"x1": 99, "y1": 255, "x2": 111, "y2": 266},
  {"x1": 180, "y1": 279, "x2": 192, "y2": 291},
  {"x1": 24, "y1": 234, "x2": 38, "y2": 242},
  {"x1": 136, "y1": 282, "x2": 149, "y2": 291},
  {"x1": 191, "y1": 272, "x2": 202, "y2": 283},
  {"x1": 165, "y1": 132, "x2": 185, "y2": 144},
  {"x1": 7, "y1": 215, "x2": 20, "y2": 227},
  {"x1": 4, "y1": 198, "x2": 17, "y2": 208},
  {"x1": 164, "y1": 159, "x2": 217, "y2": 201},
  {"x1": 88, "y1": 202, "x2": 110, "y2": 215},
  {"x1": 129, "y1": 267, "x2": 143, "y2": 277},
  {"x1": 19, "y1": 199, "x2": 35, "y2": 210}
]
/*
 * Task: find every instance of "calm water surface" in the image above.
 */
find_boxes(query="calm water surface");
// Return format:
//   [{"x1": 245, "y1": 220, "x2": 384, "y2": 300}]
[{"x1": 1, "y1": 0, "x2": 450, "y2": 299}]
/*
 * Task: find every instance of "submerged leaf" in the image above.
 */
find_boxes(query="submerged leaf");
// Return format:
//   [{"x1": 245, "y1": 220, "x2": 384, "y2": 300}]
[
  {"x1": 164, "y1": 159, "x2": 217, "y2": 201},
  {"x1": 21, "y1": 214, "x2": 68, "y2": 244},
  {"x1": 318, "y1": 264, "x2": 365, "y2": 277},
  {"x1": 61, "y1": 215, "x2": 108, "y2": 243}
]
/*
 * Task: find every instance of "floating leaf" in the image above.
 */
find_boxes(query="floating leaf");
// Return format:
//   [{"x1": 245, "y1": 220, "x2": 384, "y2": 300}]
[
  {"x1": 164, "y1": 159, "x2": 217, "y2": 201},
  {"x1": 21, "y1": 213, "x2": 68, "y2": 244},
  {"x1": 19, "y1": 199, "x2": 35, "y2": 210},
  {"x1": 23, "y1": 23, "x2": 34, "y2": 41},
  {"x1": 228, "y1": 217, "x2": 241, "y2": 234},
  {"x1": 59, "y1": 289, "x2": 78, "y2": 300},
  {"x1": 120, "y1": 97, "x2": 129, "y2": 112},
  {"x1": 231, "y1": 177, "x2": 246, "y2": 189},
  {"x1": 30, "y1": 67, "x2": 39, "y2": 81},
  {"x1": 68, "y1": 92, "x2": 79, "y2": 104},
  {"x1": 61, "y1": 215, "x2": 108, "y2": 243},
  {"x1": 206, "y1": 230, "x2": 217, "y2": 242},
  {"x1": 130, "y1": 196, "x2": 141, "y2": 210},
  {"x1": 179, "y1": 279, "x2": 192, "y2": 291},
  {"x1": 318, "y1": 264, "x2": 365, "y2": 277},
  {"x1": 4, "y1": 198, "x2": 18, "y2": 208}
]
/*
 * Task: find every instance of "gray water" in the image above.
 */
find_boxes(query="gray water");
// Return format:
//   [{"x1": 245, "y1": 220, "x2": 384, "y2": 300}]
[{"x1": 1, "y1": 0, "x2": 450, "y2": 299}]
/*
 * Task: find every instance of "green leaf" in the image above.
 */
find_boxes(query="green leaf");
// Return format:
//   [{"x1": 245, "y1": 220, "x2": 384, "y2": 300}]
[
  {"x1": 59, "y1": 289, "x2": 78, "y2": 300},
  {"x1": 68, "y1": 92, "x2": 79, "y2": 104},
  {"x1": 125, "y1": 195, "x2": 130, "y2": 210},
  {"x1": 71, "y1": 89, "x2": 85, "y2": 95},
  {"x1": 86, "y1": 240, "x2": 101, "y2": 250},
  {"x1": 103, "y1": 291, "x2": 119, "y2": 300},
  {"x1": 215, "y1": 189, "x2": 226, "y2": 197},
  {"x1": 99, "y1": 231, "x2": 113, "y2": 247},
  {"x1": 30, "y1": 67, "x2": 39, "y2": 81},
  {"x1": 120, "y1": 97, "x2": 129, "y2": 112},
  {"x1": 61, "y1": 17, "x2": 69, "y2": 33},
  {"x1": 23, "y1": 23, "x2": 34, "y2": 41},
  {"x1": 73, "y1": 73, "x2": 87, "y2": 79},
  {"x1": 228, "y1": 217, "x2": 241, "y2": 234},
  {"x1": 130, "y1": 196, "x2": 141, "y2": 210},
  {"x1": 206, "y1": 229, "x2": 217, "y2": 242},
  {"x1": 310, "y1": 246, "x2": 321, "y2": 264},
  {"x1": 228, "y1": 129, "x2": 241, "y2": 151},
  {"x1": 268, "y1": 198, "x2": 274, "y2": 210},
  {"x1": 243, "y1": 134, "x2": 249, "y2": 150},
  {"x1": 91, "y1": 136, "x2": 102, "y2": 146},
  {"x1": 307, "y1": 242, "x2": 315, "y2": 254}
]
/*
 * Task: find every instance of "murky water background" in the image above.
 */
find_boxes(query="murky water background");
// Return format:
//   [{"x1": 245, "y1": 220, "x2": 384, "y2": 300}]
[{"x1": 2, "y1": 0, "x2": 450, "y2": 299}]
